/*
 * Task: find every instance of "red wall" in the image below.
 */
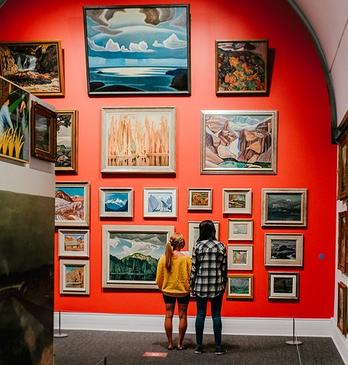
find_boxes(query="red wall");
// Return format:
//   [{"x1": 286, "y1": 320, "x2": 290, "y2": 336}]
[{"x1": 0, "y1": 0, "x2": 336, "y2": 318}]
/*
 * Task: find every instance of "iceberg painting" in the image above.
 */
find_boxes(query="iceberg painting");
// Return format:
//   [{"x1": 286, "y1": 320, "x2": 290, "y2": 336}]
[{"x1": 144, "y1": 188, "x2": 177, "y2": 217}]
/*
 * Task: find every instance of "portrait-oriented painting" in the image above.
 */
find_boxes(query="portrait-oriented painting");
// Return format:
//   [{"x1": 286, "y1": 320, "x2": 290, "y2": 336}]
[
  {"x1": 60, "y1": 260, "x2": 89, "y2": 295},
  {"x1": 83, "y1": 5, "x2": 190, "y2": 95},
  {"x1": 201, "y1": 110, "x2": 277, "y2": 174},
  {"x1": 0, "y1": 41, "x2": 64, "y2": 97},
  {"x1": 102, "y1": 225, "x2": 174, "y2": 288},
  {"x1": 101, "y1": 107, "x2": 175, "y2": 173},
  {"x1": 0, "y1": 76, "x2": 30, "y2": 162}
]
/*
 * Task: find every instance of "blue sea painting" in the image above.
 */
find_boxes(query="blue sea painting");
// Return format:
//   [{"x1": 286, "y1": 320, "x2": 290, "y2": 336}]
[
  {"x1": 105, "y1": 192, "x2": 129, "y2": 212},
  {"x1": 84, "y1": 5, "x2": 190, "y2": 94}
]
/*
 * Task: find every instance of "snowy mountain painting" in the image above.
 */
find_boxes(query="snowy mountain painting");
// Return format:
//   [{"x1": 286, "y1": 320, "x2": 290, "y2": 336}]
[{"x1": 104, "y1": 192, "x2": 128, "y2": 212}]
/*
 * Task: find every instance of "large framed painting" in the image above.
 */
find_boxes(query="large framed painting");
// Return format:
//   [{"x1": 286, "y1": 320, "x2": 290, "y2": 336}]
[
  {"x1": 55, "y1": 182, "x2": 90, "y2": 227},
  {"x1": 58, "y1": 229, "x2": 89, "y2": 258},
  {"x1": 55, "y1": 110, "x2": 78, "y2": 173},
  {"x1": 188, "y1": 188, "x2": 212, "y2": 211},
  {"x1": 227, "y1": 245, "x2": 253, "y2": 270},
  {"x1": 337, "y1": 281, "x2": 348, "y2": 336},
  {"x1": 268, "y1": 272, "x2": 299, "y2": 300},
  {"x1": 102, "y1": 225, "x2": 174, "y2": 289},
  {"x1": 100, "y1": 187, "x2": 133, "y2": 218},
  {"x1": 0, "y1": 76, "x2": 30, "y2": 162},
  {"x1": 60, "y1": 259, "x2": 90, "y2": 295},
  {"x1": 228, "y1": 219, "x2": 253, "y2": 241},
  {"x1": 227, "y1": 274, "x2": 253, "y2": 299},
  {"x1": 101, "y1": 107, "x2": 176, "y2": 173},
  {"x1": 31, "y1": 101, "x2": 57, "y2": 162},
  {"x1": 201, "y1": 110, "x2": 277, "y2": 174},
  {"x1": 188, "y1": 221, "x2": 220, "y2": 254},
  {"x1": 223, "y1": 188, "x2": 252, "y2": 214},
  {"x1": 0, "y1": 41, "x2": 64, "y2": 97},
  {"x1": 264, "y1": 233, "x2": 303, "y2": 267},
  {"x1": 83, "y1": 5, "x2": 190, "y2": 95},
  {"x1": 338, "y1": 132, "x2": 348, "y2": 200},
  {"x1": 338, "y1": 211, "x2": 348, "y2": 273},
  {"x1": 143, "y1": 188, "x2": 177, "y2": 218},
  {"x1": 262, "y1": 188, "x2": 307, "y2": 227},
  {"x1": 216, "y1": 40, "x2": 268, "y2": 95}
]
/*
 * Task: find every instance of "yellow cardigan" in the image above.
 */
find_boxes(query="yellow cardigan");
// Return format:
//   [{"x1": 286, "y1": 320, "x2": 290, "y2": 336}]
[{"x1": 156, "y1": 254, "x2": 192, "y2": 297}]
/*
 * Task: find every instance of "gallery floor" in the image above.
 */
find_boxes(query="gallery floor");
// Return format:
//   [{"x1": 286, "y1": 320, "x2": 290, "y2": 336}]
[{"x1": 54, "y1": 330, "x2": 344, "y2": 365}]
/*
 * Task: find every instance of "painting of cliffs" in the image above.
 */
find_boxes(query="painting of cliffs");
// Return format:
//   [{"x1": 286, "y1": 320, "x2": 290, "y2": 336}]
[
  {"x1": 0, "y1": 41, "x2": 64, "y2": 96},
  {"x1": 201, "y1": 110, "x2": 277, "y2": 174}
]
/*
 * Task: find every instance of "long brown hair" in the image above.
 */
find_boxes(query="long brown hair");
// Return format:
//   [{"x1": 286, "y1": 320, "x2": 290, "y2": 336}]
[{"x1": 165, "y1": 233, "x2": 185, "y2": 271}]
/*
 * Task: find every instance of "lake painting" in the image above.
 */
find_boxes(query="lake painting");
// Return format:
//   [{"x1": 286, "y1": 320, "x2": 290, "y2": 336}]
[{"x1": 83, "y1": 5, "x2": 190, "y2": 95}]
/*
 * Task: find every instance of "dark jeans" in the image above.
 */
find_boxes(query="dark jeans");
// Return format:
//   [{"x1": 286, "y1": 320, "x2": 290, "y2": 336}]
[{"x1": 195, "y1": 293, "x2": 223, "y2": 347}]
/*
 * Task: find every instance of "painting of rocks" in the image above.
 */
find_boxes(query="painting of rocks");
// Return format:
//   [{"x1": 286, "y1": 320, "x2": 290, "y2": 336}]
[
  {"x1": 201, "y1": 110, "x2": 277, "y2": 174},
  {"x1": 60, "y1": 260, "x2": 89, "y2": 295},
  {"x1": 0, "y1": 41, "x2": 64, "y2": 97}
]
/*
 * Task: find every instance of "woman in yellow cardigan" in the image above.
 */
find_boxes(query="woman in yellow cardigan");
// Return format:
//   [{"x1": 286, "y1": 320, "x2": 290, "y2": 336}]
[{"x1": 156, "y1": 233, "x2": 192, "y2": 350}]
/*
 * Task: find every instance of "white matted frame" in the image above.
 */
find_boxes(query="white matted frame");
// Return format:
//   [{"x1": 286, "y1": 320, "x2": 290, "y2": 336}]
[
  {"x1": 227, "y1": 274, "x2": 253, "y2": 299},
  {"x1": 264, "y1": 233, "x2": 303, "y2": 267},
  {"x1": 228, "y1": 244, "x2": 253, "y2": 270},
  {"x1": 100, "y1": 187, "x2": 133, "y2": 218},
  {"x1": 268, "y1": 272, "x2": 299, "y2": 300},
  {"x1": 223, "y1": 188, "x2": 252, "y2": 214},
  {"x1": 143, "y1": 188, "x2": 177, "y2": 218},
  {"x1": 188, "y1": 221, "x2": 220, "y2": 253},
  {"x1": 60, "y1": 259, "x2": 90, "y2": 295},
  {"x1": 228, "y1": 219, "x2": 253, "y2": 241},
  {"x1": 188, "y1": 188, "x2": 212, "y2": 211},
  {"x1": 58, "y1": 229, "x2": 89, "y2": 257}
]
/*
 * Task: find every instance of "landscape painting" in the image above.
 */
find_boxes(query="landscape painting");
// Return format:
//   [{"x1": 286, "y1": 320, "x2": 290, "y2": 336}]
[
  {"x1": 0, "y1": 41, "x2": 64, "y2": 97},
  {"x1": 227, "y1": 274, "x2": 253, "y2": 299},
  {"x1": 58, "y1": 229, "x2": 89, "y2": 257},
  {"x1": 0, "y1": 76, "x2": 30, "y2": 162},
  {"x1": 227, "y1": 245, "x2": 252, "y2": 270},
  {"x1": 100, "y1": 188, "x2": 133, "y2": 217},
  {"x1": 268, "y1": 272, "x2": 299, "y2": 300},
  {"x1": 223, "y1": 188, "x2": 252, "y2": 214},
  {"x1": 188, "y1": 188, "x2": 212, "y2": 210},
  {"x1": 144, "y1": 188, "x2": 177, "y2": 217},
  {"x1": 102, "y1": 225, "x2": 174, "y2": 288},
  {"x1": 337, "y1": 282, "x2": 348, "y2": 336},
  {"x1": 60, "y1": 259, "x2": 89, "y2": 294},
  {"x1": 83, "y1": 5, "x2": 190, "y2": 95},
  {"x1": 201, "y1": 110, "x2": 277, "y2": 174},
  {"x1": 55, "y1": 182, "x2": 90, "y2": 227},
  {"x1": 338, "y1": 212, "x2": 347, "y2": 273},
  {"x1": 101, "y1": 107, "x2": 175, "y2": 173}
]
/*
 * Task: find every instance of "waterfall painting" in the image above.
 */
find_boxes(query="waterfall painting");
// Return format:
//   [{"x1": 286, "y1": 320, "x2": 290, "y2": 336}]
[
  {"x1": 143, "y1": 188, "x2": 177, "y2": 217},
  {"x1": 0, "y1": 41, "x2": 64, "y2": 97},
  {"x1": 83, "y1": 5, "x2": 190, "y2": 95},
  {"x1": 101, "y1": 107, "x2": 176, "y2": 173}
]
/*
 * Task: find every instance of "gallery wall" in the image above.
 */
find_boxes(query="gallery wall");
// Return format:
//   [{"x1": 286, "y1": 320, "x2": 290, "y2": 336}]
[{"x1": 0, "y1": 0, "x2": 337, "y2": 318}]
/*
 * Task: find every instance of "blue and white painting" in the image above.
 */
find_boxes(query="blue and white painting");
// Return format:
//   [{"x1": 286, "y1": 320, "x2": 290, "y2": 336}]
[
  {"x1": 104, "y1": 191, "x2": 129, "y2": 212},
  {"x1": 83, "y1": 5, "x2": 190, "y2": 94}
]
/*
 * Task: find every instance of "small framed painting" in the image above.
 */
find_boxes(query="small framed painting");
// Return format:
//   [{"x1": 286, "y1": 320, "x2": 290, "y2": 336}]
[
  {"x1": 227, "y1": 274, "x2": 253, "y2": 299},
  {"x1": 216, "y1": 40, "x2": 268, "y2": 95},
  {"x1": 338, "y1": 132, "x2": 348, "y2": 200},
  {"x1": 143, "y1": 188, "x2": 177, "y2": 218},
  {"x1": 264, "y1": 233, "x2": 303, "y2": 267},
  {"x1": 268, "y1": 272, "x2": 299, "y2": 300},
  {"x1": 227, "y1": 245, "x2": 253, "y2": 270},
  {"x1": 228, "y1": 219, "x2": 253, "y2": 241},
  {"x1": 55, "y1": 110, "x2": 78, "y2": 173},
  {"x1": 338, "y1": 211, "x2": 348, "y2": 273},
  {"x1": 337, "y1": 281, "x2": 348, "y2": 336},
  {"x1": 188, "y1": 188, "x2": 212, "y2": 210},
  {"x1": 31, "y1": 101, "x2": 57, "y2": 162},
  {"x1": 188, "y1": 221, "x2": 220, "y2": 253},
  {"x1": 58, "y1": 229, "x2": 89, "y2": 257},
  {"x1": 100, "y1": 188, "x2": 133, "y2": 218},
  {"x1": 223, "y1": 188, "x2": 252, "y2": 214},
  {"x1": 262, "y1": 189, "x2": 307, "y2": 227},
  {"x1": 60, "y1": 259, "x2": 90, "y2": 295},
  {"x1": 55, "y1": 182, "x2": 90, "y2": 227}
]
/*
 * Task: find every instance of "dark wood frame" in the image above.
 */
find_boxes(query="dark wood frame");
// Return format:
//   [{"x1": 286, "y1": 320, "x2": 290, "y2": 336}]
[
  {"x1": 30, "y1": 101, "x2": 57, "y2": 162},
  {"x1": 338, "y1": 211, "x2": 348, "y2": 273},
  {"x1": 338, "y1": 131, "x2": 348, "y2": 200},
  {"x1": 337, "y1": 281, "x2": 347, "y2": 336}
]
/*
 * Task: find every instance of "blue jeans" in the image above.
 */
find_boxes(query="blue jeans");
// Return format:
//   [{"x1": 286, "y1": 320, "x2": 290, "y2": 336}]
[{"x1": 195, "y1": 293, "x2": 223, "y2": 347}]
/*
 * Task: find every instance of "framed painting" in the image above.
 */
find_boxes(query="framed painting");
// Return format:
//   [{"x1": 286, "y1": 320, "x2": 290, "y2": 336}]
[
  {"x1": 143, "y1": 188, "x2": 177, "y2": 218},
  {"x1": 223, "y1": 188, "x2": 252, "y2": 214},
  {"x1": 83, "y1": 5, "x2": 190, "y2": 95},
  {"x1": 0, "y1": 41, "x2": 64, "y2": 97},
  {"x1": 0, "y1": 76, "x2": 30, "y2": 162},
  {"x1": 338, "y1": 132, "x2": 348, "y2": 200},
  {"x1": 188, "y1": 188, "x2": 212, "y2": 211},
  {"x1": 338, "y1": 211, "x2": 348, "y2": 273},
  {"x1": 101, "y1": 107, "x2": 175, "y2": 174},
  {"x1": 228, "y1": 219, "x2": 253, "y2": 241},
  {"x1": 60, "y1": 259, "x2": 90, "y2": 295},
  {"x1": 100, "y1": 187, "x2": 133, "y2": 218},
  {"x1": 55, "y1": 182, "x2": 90, "y2": 227},
  {"x1": 102, "y1": 225, "x2": 174, "y2": 289},
  {"x1": 201, "y1": 110, "x2": 277, "y2": 174},
  {"x1": 227, "y1": 245, "x2": 253, "y2": 270},
  {"x1": 264, "y1": 233, "x2": 303, "y2": 267},
  {"x1": 216, "y1": 39, "x2": 268, "y2": 95},
  {"x1": 268, "y1": 272, "x2": 299, "y2": 300},
  {"x1": 262, "y1": 189, "x2": 307, "y2": 227},
  {"x1": 58, "y1": 229, "x2": 89, "y2": 257},
  {"x1": 31, "y1": 101, "x2": 57, "y2": 162},
  {"x1": 188, "y1": 221, "x2": 220, "y2": 253},
  {"x1": 55, "y1": 110, "x2": 78, "y2": 173},
  {"x1": 227, "y1": 274, "x2": 253, "y2": 299},
  {"x1": 337, "y1": 281, "x2": 348, "y2": 336}
]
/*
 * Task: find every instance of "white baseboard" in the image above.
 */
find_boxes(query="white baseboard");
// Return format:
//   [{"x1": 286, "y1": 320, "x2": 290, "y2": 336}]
[{"x1": 332, "y1": 326, "x2": 348, "y2": 365}]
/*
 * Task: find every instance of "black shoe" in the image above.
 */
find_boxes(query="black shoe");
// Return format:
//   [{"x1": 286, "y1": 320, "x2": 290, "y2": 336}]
[
  {"x1": 194, "y1": 345, "x2": 203, "y2": 354},
  {"x1": 215, "y1": 346, "x2": 226, "y2": 355}
]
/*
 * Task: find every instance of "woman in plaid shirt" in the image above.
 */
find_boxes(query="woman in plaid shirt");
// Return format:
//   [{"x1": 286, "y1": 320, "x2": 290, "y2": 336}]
[{"x1": 190, "y1": 220, "x2": 227, "y2": 355}]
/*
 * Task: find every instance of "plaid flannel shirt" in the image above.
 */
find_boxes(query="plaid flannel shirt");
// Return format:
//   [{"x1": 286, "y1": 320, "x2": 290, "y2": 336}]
[{"x1": 190, "y1": 239, "x2": 227, "y2": 298}]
